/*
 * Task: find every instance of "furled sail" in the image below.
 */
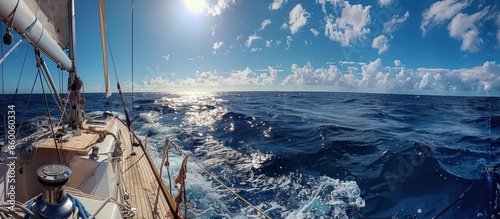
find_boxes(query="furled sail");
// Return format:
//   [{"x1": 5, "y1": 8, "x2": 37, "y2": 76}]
[
  {"x1": 98, "y1": 0, "x2": 111, "y2": 98},
  {"x1": 0, "y1": 0, "x2": 73, "y2": 71},
  {"x1": 24, "y1": 0, "x2": 70, "y2": 50}
]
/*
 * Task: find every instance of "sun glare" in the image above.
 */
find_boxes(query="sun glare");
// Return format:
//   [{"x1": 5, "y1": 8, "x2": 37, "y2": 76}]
[{"x1": 185, "y1": 0, "x2": 206, "y2": 14}]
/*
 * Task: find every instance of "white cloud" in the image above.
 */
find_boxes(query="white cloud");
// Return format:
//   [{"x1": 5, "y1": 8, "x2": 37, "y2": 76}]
[
  {"x1": 359, "y1": 58, "x2": 384, "y2": 87},
  {"x1": 324, "y1": 2, "x2": 371, "y2": 46},
  {"x1": 371, "y1": 35, "x2": 389, "y2": 54},
  {"x1": 310, "y1": 28, "x2": 319, "y2": 37},
  {"x1": 384, "y1": 11, "x2": 409, "y2": 33},
  {"x1": 212, "y1": 41, "x2": 224, "y2": 55},
  {"x1": 207, "y1": 0, "x2": 239, "y2": 16},
  {"x1": 281, "y1": 22, "x2": 289, "y2": 30},
  {"x1": 286, "y1": 36, "x2": 293, "y2": 49},
  {"x1": 316, "y1": 0, "x2": 344, "y2": 14},
  {"x1": 262, "y1": 66, "x2": 278, "y2": 85},
  {"x1": 420, "y1": 0, "x2": 470, "y2": 36},
  {"x1": 447, "y1": 8, "x2": 489, "y2": 52},
  {"x1": 289, "y1": 4, "x2": 309, "y2": 34},
  {"x1": 213, "y1": 41, "x2": 224, "y2": 50},
  {"x1": 125, "y1": 60, "x2": 500, "y2": 94},
  {"x1": 378, "y1": 0, "x2": 392, "y2": 6},
  {"x1": 282, "y1": 62, "x2": 350, "y2": 86},
  {"x1": 250, "y1": 47, "x2": 262, "y2": 52},
  {"x1": 269, "y1": 0, "x2": 287, "y2": 10},
  {"x1": 266, "y1": 40, "x2": 273, "y2": 47},
  {"x1": 281, "y1": 59, "x2": 500, "y2": 94},
  {"x1": 211, "y1": 24, "x2": 217, "y2": 36},
  {"x1": 394, "y1": 60, "x2": 402, "y2": 67},
  {"x1": 162, "y1": 54, "x2": 170, "y2": 61},
  {"x1": 245, "y1": 34, "x2": 261, "y2": 47},
  {"x1": 259, "y1": 19, "x2": 272, "y2": 31}
]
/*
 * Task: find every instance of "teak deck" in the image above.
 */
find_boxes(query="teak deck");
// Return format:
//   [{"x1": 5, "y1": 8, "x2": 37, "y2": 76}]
[
  {"x1": 37, "y1": 122, "x2": 110, "y2": 155},
  {"x1": 119, "y1": 121, "x2": 177, "y2": 219},
  {"x1": 38, "y1": 118, "x2": 178, "y2": 218}
]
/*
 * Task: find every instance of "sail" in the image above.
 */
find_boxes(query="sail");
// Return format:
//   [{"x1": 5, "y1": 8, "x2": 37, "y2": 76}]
[
  {"x1": 24, "y1": 0, "x2": 70, "y2": 50},
  {"x1": 0, "y1": 0, "x2": 73, "y2": 70},
  {"x1": 98, "y1": 0, "x2": 111, "y2": 97}
]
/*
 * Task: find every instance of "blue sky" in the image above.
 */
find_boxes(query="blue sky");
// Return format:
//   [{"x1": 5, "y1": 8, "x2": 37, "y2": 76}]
[{"x1": 0, "y1": 0, "x2": 499, "y2": 95}]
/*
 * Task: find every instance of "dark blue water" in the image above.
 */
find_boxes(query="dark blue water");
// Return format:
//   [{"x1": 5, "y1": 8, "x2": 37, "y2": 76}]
[{"x1": 2, "y1": 92, "x2": 500, "y2": 218}]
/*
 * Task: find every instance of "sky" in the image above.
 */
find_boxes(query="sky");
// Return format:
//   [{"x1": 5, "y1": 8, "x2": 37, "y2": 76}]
[{"x1": 0, "y1": 0, "x2": 499, "y2": 96}]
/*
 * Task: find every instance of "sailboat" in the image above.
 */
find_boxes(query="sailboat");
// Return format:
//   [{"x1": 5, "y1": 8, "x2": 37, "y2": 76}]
[{"x1": 0, "y1": 0, "x2": 186, "y2": 218}]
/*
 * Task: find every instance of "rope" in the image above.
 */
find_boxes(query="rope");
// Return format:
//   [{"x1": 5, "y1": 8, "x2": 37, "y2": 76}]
[
  {"x1": 0, "y1": 201, "x2": 34, "y2": 218},
  {"x1": 24, "y1": 194, "x2": 40, "y2": 219},
  {"x1": 191, "y1": 157, "x2": 271, "y2": 219},
  {"x1": 67, "y1": 193, "x2": 91, "y2": 219},
  {"x1": 6, "y1": 0, "x2": 20, "y2": 31}
]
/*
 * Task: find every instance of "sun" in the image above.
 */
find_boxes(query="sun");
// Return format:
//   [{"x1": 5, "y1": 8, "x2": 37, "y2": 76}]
[{"x1": 185, "y1": 0, "x2": 206, "y2": 14}]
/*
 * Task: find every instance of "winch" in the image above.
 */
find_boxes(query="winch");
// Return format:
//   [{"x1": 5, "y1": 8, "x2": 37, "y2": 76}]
[{"x1": 33, "y1": 164, "x2": 74, "y2": 219}]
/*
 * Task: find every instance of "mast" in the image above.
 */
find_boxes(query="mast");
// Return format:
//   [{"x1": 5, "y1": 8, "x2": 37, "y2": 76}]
[{"x1": 68, "y1": 0, "x2": 82, "y2": 129}]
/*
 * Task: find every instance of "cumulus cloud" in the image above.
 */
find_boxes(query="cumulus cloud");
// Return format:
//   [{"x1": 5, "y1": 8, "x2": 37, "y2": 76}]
[
  {"x1": 281, "y1": 59, "x2": 500, "y2": 94},
  {"x1": 384, "y1": 11, "x2": 409, "y2": 33},
  {"x1": 207, "y1": 0, "x2": 242, "y2": 16},
  {"x1": 135, "y1": 67, "x2": 278, "y2": 89},
  {"x1": 379, "y1": 0, "x2": 392, "y2": 6},
  {"x1": 259, "y1": 19, "x2": 272, "y2": 31},
  {"x1": 447, "y1": 8, "x2": 489, "y2": 52},
  {"x1": 372, "y1": 35, "x2": 389, "y2": 54},
  {"x1": 269, "y1": 0, "x2": 287, "y2": 10},
  {"x1": 126, "y1": 59, "x2": 500, "y2": 95},
  {"x1": 420, "y1": 0, "x2": 470, "y2": 36},
  {"x1": 245, "y1": 34, "x2": 261, "y2": 47},
  {"x1": 394, "y1": 60, "x2": 402, "y2": 67},
  {"x1": 289, "y1": 4, "x2": 309, "y2": 34},
  {"x1": 310, "y1": 28, "x2": 319, "y2": 37},
  {"x1": 282, "y1": 62, "x2": 350, "y2": 86},
  {"x1": 213, "y1": 41, "x2": 224, "y2": 50},
  {"x1": 324, "y1": 2, "x2": 371, "y2": 46},
  {"x1": 212, "y1": 41, "x2": 224, "y2": 54},
  {"x1": 162, "y1": 54, "x2": 170, "y2": 61},
  {"x1": 316, "y1": 0, "x2": 344, "y2": 14}
]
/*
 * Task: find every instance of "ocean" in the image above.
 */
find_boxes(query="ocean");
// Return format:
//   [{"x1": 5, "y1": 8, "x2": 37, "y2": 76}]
[{"x1": 1, "y1": 92, "x2": 500, "y2": 218}]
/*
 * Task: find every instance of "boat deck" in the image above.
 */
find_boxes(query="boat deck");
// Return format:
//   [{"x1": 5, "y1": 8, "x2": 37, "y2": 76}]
[
  {"x1": 36, "y1": 118, "x2": 178, "y2": 218},
  {"x1": 37, "y1": 121, "x2": 111, "y2": 155},
  {"x1": 119, "y1": 121, "x2": 178, "y2": 219}
]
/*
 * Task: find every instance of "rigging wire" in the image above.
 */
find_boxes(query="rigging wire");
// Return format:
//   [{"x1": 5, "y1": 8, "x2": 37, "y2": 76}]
[
  {"x1": 105, "y1": 24, "x2": 132, "y2": 131},
  {"x1": 131, "y1": 0, "x2": 134, "y2": 130},
  {"x1": 15, "y1": 66, "x2": 39, "y2": 135},
  {"x1": 432, "y1": 166, "x2": 500, "y2": 218},
  {"x1": 1, "y1": 23, "x2": 4, "y2": 95},
  {"x1": 12, "y1": 43, "x2": 30, "y2": 104},
  {"x1": 37, "y1": 67, "x2": 62, "y2": 164},
  {"x1": 191, "y1": 158, "x2": 272, "y2": 219}
]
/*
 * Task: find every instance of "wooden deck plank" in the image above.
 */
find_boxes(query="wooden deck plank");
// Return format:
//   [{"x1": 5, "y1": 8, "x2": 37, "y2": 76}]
[
  {"x1": 119, "y1": 120, "x2": 176, "y2": 219},
  {"x1": 37, "y1": 121, "x2": 113, "y2": 155}
]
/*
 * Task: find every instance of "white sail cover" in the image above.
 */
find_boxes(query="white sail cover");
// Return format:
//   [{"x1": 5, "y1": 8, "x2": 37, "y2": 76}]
[
  {"x1": 24, "y1": 0, "x2": 70, "y2": 50},
  {"x1": 98, "y1": 0, "x2": 111, "y2": 97}
]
